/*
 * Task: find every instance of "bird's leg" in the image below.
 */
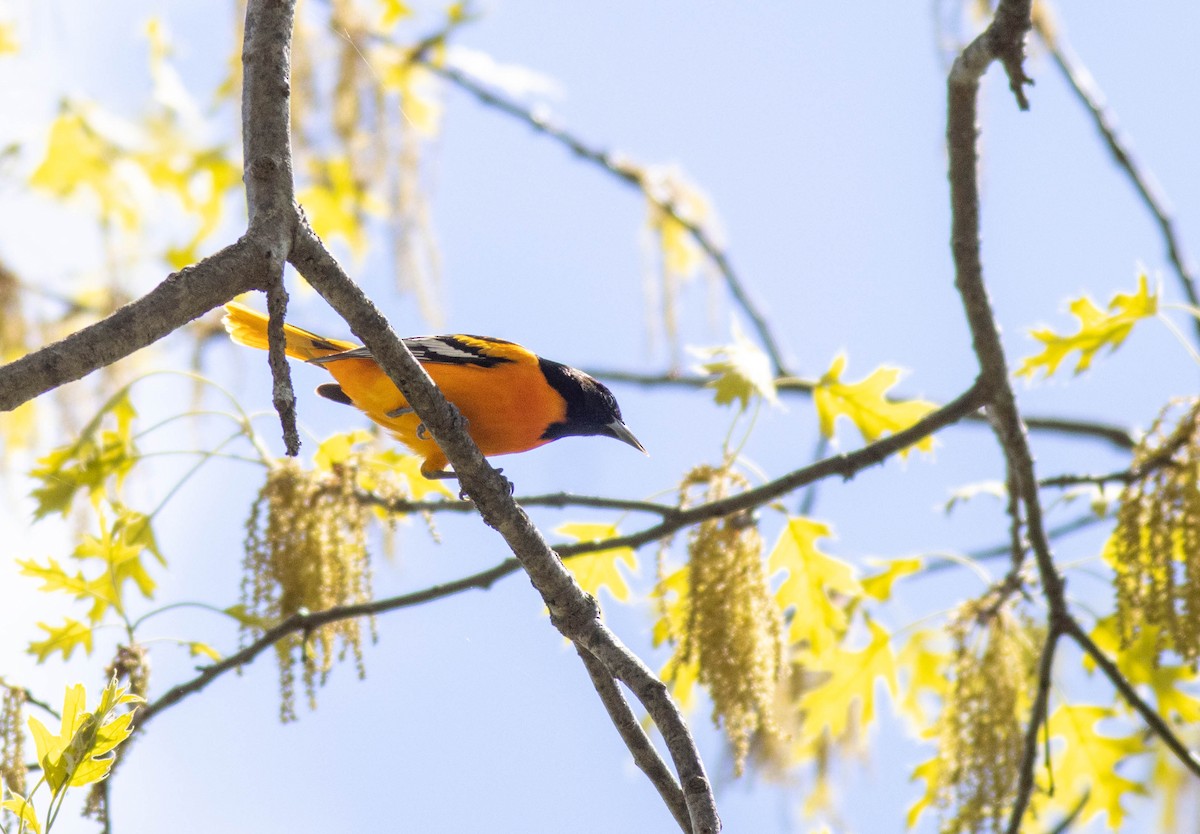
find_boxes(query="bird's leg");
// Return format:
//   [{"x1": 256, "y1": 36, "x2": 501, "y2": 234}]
[
  {"x1": 387, "y1": 405, "x2": 414, "y2": 418},
  {"x1": 419, "y1": 467, "x2": 513, "y2": 500}
]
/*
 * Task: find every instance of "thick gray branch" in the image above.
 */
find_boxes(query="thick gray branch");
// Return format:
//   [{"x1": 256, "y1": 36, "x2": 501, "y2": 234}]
[
  {"x1": 289, "y1": 224, "x2": 722, "y2": 833},
  {"x1": 0, "y1": 243, "x2": 262, "y2": 412}
]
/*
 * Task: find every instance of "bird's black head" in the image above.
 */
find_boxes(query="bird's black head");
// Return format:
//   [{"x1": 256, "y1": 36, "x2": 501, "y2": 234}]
[{"x1": 538, "y1": 358, "x2": 646, "y2": 453}]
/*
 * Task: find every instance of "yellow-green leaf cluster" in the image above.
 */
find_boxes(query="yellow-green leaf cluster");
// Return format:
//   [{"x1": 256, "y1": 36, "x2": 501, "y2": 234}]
[
  {"x1": 29, "y1": 105, "x2": 143, "y2": 230},
  {"x1": 764, "y1": 521, "x2": 908, "y2": 767},
  {"x1": 655, "y1": 464, "x2": 784, "y2": 775},
  {"x1": 28, "y1": 390, "x2": 138, "y2": 520},
  {"x1": 20, "y1": 502, "x2": 163, "y2": 662},
  {"x1": 1107, "y1": 399, "x2": 1200, "y2": 666},
  {"x1": 1016, "y1": 272, "x2": 1158, "y2": 378},
  {"x1": 813, "y1": 354, "x2": 936, "y2": 457},
  {"x1": 693, "y1": 322, "x2": 778, "y2": 411},
  {"x1": 27, "y1": 678, "x2": 142, "y2": 800},
  {"x1": 908, "y1": 601, "x2": 1042, "y2": 834},
  {"x1": 241, "y1": 449, "x2": 378, "y2": 722},
  {"x1": 1, "y1": 789, "x2": 38, "y2": 834}
]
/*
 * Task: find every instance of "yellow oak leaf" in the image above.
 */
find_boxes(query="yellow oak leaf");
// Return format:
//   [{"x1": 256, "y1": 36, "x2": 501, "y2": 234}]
[
  {"x1": 28, "y1": 679, "x2": 142, "y2": 796},
  {"x1": 1016, "y1": 273, "x2": 1158, "y2": 378},
  {"x1": 797, "y1": 619, "x2": 897, "y2": 744},
  {"x1": 29, "y1": 106, "x2": 142, "y2": 229},
  {"x1": 188, "y1": 642, "x2": 222, "y2": 662},
  {"x1": 28, "y1": 619, "x2": 93, "y2": 662},
  {"x1": 380, "y1": 0, "x2": 413, "y2": 27},
  {"x1": 297, "y1": 156, "x2": 384, "y2": 258},
  {"x1": 556, "y1": 522, "x2": 637, "y2": 602},
  {"x1": 651, "y1": 566, "x2": 699, "y2": 710},
  {"x1": 895, "y1": 628, "x2": 951, "y2": 727},
  {"x1": 0, "y1": 22, "x2": 18, "y2": 55},
  {"x1": 376, "y1": 450, "x2": 455, "y2": 501},
  {"x1": 693, "y1": 321, "x2": 778, "y2": 410},
  {"x1": 314, "y1": 430, "x2": 375, "y2": 471},
  {"x1": 767, "y1": 517, "x2": 861, "y2": 654},
  {"x1": 1086, "y1": 617, "x2": 1200, "y2": 724},
  {"x1": 861, "y1": 556, "x2": 923, "y2": 601},
  {"x1": 18, "y1": 558, "x2": 94, "y2": 601},
  {"x1": 651, "y1": 565, "x2": 689, "y2": 648},
  {"x1": 1045, "y1": 704, "x2": 1147, "y2": 828},
  {"x1": 1, "y1": 791, "x2": 39, "y2": 834},
  {"x1": 813, "y1": 354, "x2": 936, "y2": 457},
  {"x1": 906, "y1": 756, "x2": 942, "y2": 829}
]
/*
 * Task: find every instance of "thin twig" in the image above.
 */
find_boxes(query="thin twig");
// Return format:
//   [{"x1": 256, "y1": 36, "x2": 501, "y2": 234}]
[
  {"x1": 1047, "y1": 789, "x2": 1090, "y2": 834},
  {"x1": 966, "y1": 513, "x2": 1104, "y2": 561},
  {"x1": 1033, "y1": 6, "x2": 1200, "y2": 340},
  {"x1": 355, "y1": 490, "x2": 682, "y2": 518},
  {"x1": 266, "y1": 279, "x2": 301, "y2": 456},
  {"x1": 588, "y1": 368, "x2": 1135, "y2": 450},
  {"x1": 137, "y1": 559, "x2": 519, "y2": 727},
  {"x1": 1038, "y1": 470, "x2": 1133, "y2": 489},
  {"x1": 575, "y1": 647, "x2": 692, "y2": 833},
  {"x1": 421, "y1": 60, "x2": 790, "y2": 377},
  {"x1": 1004, "y1": 465, "x2": 1026, "y2": 571},
  {"x1": 12, "y1": 686, "x2": 60, "y2": 721}
]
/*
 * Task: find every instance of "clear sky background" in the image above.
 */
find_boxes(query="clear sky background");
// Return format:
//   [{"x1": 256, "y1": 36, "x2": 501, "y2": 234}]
[{"x1": 2, "y1": 1, "x2": 1199, "y2": 832}]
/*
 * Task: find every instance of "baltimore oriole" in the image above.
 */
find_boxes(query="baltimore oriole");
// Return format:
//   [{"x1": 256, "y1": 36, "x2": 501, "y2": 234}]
[{"x1": 222, "y1": 302, "x2": 646, "y2": 479}]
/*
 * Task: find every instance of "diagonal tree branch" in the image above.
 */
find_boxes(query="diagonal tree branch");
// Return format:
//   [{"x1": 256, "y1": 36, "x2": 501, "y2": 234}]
[
  {"x1": 575, "y1": 646, "x2": 691, "y2": 833},
  {"x1": 290, "y1": 213, "x2": 722, "y2": 833},
  {"x1": 1061, "y1": 615, "x2": 1200, "y2": 780}
]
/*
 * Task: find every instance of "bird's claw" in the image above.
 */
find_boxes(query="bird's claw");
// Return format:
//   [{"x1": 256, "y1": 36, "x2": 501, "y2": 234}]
[{"x1": 456, "y1": 468, "x2": 513, "y2": 500}]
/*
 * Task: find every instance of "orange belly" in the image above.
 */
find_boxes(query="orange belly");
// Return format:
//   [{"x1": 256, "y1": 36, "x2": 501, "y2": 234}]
[{"x1": 319, "y1": 357, "x2": 566, "y2": 474}]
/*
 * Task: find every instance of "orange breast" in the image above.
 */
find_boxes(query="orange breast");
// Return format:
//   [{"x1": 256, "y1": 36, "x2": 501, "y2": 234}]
[{"x1": 317, "y1": 356, "x2": 567, "y2": 474}]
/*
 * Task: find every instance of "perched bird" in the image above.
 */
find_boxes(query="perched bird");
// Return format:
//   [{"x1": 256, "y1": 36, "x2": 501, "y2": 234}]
[{"x1": 222, "y1": 302, "x2": 646, "y2": 479}]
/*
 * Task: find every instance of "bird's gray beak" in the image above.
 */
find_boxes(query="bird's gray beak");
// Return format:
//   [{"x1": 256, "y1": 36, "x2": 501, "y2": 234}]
[{"x1": 606, "y1": 419, "x2": 648, "y2": 455}]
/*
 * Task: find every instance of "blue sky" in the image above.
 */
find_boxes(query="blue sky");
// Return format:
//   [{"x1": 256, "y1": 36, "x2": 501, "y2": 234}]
[{"x1": 2, "y1": 2, "x2": 1200, "y2": 832}]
